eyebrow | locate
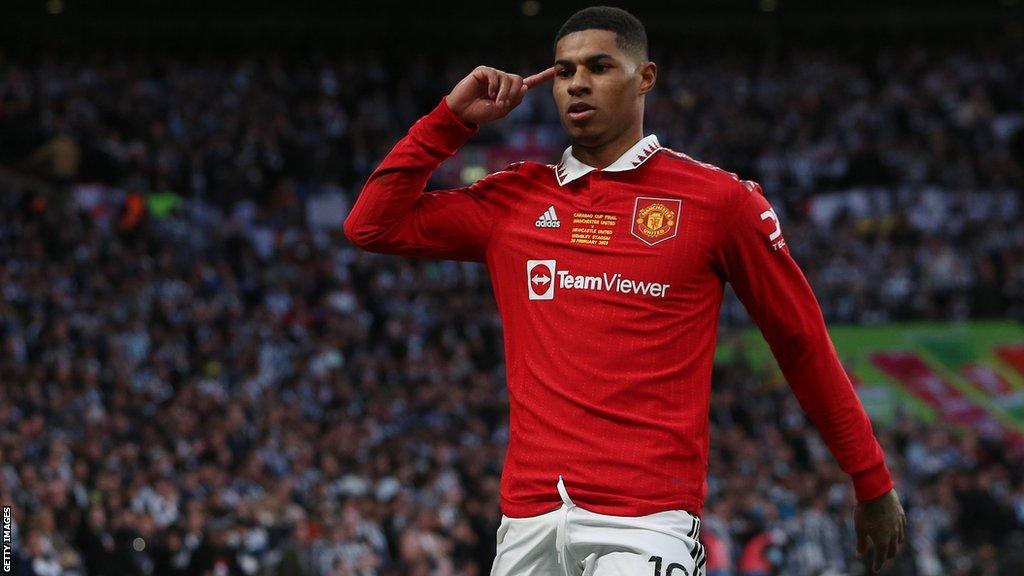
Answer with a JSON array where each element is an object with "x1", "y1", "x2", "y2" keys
[{"x1": 554, "y1": 53, "x2": 615, "y2": 67}]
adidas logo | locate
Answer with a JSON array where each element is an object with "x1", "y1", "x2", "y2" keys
[{"x1": 535, "y1": 205, "x2": 561, "y2": 228}]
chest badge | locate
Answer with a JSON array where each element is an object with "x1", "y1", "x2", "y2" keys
[{"x1": 631, "y1": 197, "x2": 681, "y2": 246}]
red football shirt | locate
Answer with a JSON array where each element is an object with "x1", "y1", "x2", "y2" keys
[{"x1": 344, "y1": 99, "x2": 893, "y2": 518}]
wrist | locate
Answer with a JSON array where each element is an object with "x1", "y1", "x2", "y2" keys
[
  {"x1": 408, "y1": 98, "x2": 479, "y2": 157},
  {"x1": 862, "y1": 488, "x2": 896, "y2": 507},
  {"x1": 852, "y1": 461, "x2": 895, "y2": 502},
  {"x1": 441, "y1": 96, "x2": 476, "y2": 129}
]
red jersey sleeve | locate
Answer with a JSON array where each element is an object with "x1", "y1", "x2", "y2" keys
[
  {"x1": 714, "y1": 180, "x2": 894, "y2": 502},
  {"x1": 343, "y1": 98, "x2": 508, "y2": 263}
]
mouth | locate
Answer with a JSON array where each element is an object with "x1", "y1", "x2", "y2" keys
[{"x1": 567, "y1": 102, "x2": 597, "y2": 123}]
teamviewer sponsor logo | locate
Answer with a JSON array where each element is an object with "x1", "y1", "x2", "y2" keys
[
  {"x1": 527, "y1": 259, "x2": 670, "y2": 300},
  {"x1": 527, "y1": 260, "x2": 555, "y2": 300}
]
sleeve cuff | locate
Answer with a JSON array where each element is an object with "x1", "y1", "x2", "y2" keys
[
  {"x1": 408, "y1": 97, "x2": 479, "y2": 157},
  {"x1": 851, "y1": 461, "x2": 894, "y2": 502}
]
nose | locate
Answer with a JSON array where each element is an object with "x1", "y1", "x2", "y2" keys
[{"x1": 568, "y1": 70, "x2": 591, "y2": 97}]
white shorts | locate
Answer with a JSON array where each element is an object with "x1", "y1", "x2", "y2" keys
[{"x1": 490, "y1": 476, "x2": 707, "y2": 576}]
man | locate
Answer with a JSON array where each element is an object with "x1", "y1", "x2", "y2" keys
[{"x1": 344, "y1": 6, "x2": 906, "y2": 575}]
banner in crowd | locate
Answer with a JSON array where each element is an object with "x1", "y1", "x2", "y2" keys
[{"x1": 732, "y1": 321, "x2": 1024, "y2": 449}]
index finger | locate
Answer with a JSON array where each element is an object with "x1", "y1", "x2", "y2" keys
[{"x1": 524, "y1": 67, "x2": 556, "y2": 89}]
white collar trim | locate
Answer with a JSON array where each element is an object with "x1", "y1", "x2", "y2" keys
[{"x1": 554, "y1": 135, "x2": 661, "y2": 186}]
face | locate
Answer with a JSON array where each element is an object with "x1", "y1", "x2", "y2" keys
[{"x1": 553, "y1": 29, "x2": 656, "y2": 147}]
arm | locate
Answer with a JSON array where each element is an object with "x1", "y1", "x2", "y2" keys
[
  {"x1": 714, "y1": 181, "x2": 905, "y2": 570},
  {"x1": 343, "y1": 98, "x2": 493, "y2": 262},
  {"x1": 344, "y1": 66, "x2": 555, "y2": 262}
]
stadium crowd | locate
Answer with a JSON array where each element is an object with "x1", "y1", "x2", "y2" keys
[{"x1": 1, "y1": 39, "x2": 1023, "y2": 576}]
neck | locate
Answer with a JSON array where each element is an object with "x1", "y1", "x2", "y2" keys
[{"x1": 571, "y1": 123, "x2": 645, "y2": 170}]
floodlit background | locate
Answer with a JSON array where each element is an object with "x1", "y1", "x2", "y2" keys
[{"x1": 1, "y1": 1, "x2": 1023, "y2": 574}]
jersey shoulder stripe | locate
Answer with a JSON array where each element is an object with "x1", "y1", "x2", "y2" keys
[
  {"x1": 657, "y1": 149, "x2": 763, "y2": 196},
  {"x1": 656, "y1": 148, "x2": 741, "y2": 181}
]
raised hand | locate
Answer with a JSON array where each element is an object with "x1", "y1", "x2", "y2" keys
[
  {"x1": 445, "y1": 66, "x2": 555, "y2": 125},
  {"x1": 855, "y1": 488, "x2": 907, "y2": 573}
]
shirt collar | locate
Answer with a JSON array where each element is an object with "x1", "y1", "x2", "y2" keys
[{"x1": 554, "y1": 135, "x2": 661, "y2": 186}]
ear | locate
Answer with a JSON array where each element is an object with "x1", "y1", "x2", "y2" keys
[{"x1": 638, "y1": 61, "x2": 657, "y2": 95}]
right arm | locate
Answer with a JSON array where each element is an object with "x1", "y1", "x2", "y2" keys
[
  {"x1": 343, "y1": 98, "x2": 493, "y2": 261},
  {"x1": 343, "y1": 66, "x2": 555, "y2": 262}
]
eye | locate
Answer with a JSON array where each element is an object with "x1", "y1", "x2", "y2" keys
[
  {"x1": 556, "y1": 68, "x2": 572, "y2": 78},
  {"x1": 591, "y1": 63, "x2": 609, "y2": 73}
]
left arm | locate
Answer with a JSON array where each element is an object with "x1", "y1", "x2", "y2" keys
[
  {"x1": 714, "y1": 180, "x2": 892, "y2": 498},
  {"x1": 713, "y1": 180, "x2": 904, "y2": 571}
]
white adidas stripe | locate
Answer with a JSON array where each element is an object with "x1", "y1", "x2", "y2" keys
[
  {"x1": 537, "y1": 207, "x2": 560, "y2": 221},
  {"x1": 535, "y1": 206, "x2": 561, "y2": 227}
]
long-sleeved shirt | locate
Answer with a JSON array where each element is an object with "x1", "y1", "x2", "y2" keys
[{"x1": 344, "y1": 98, "x2": 894, "y2": 518}]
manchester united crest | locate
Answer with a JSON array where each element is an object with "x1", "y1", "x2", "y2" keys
[{"x1": 631, "y1": 197, "x2": 681, "y2": 246}]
